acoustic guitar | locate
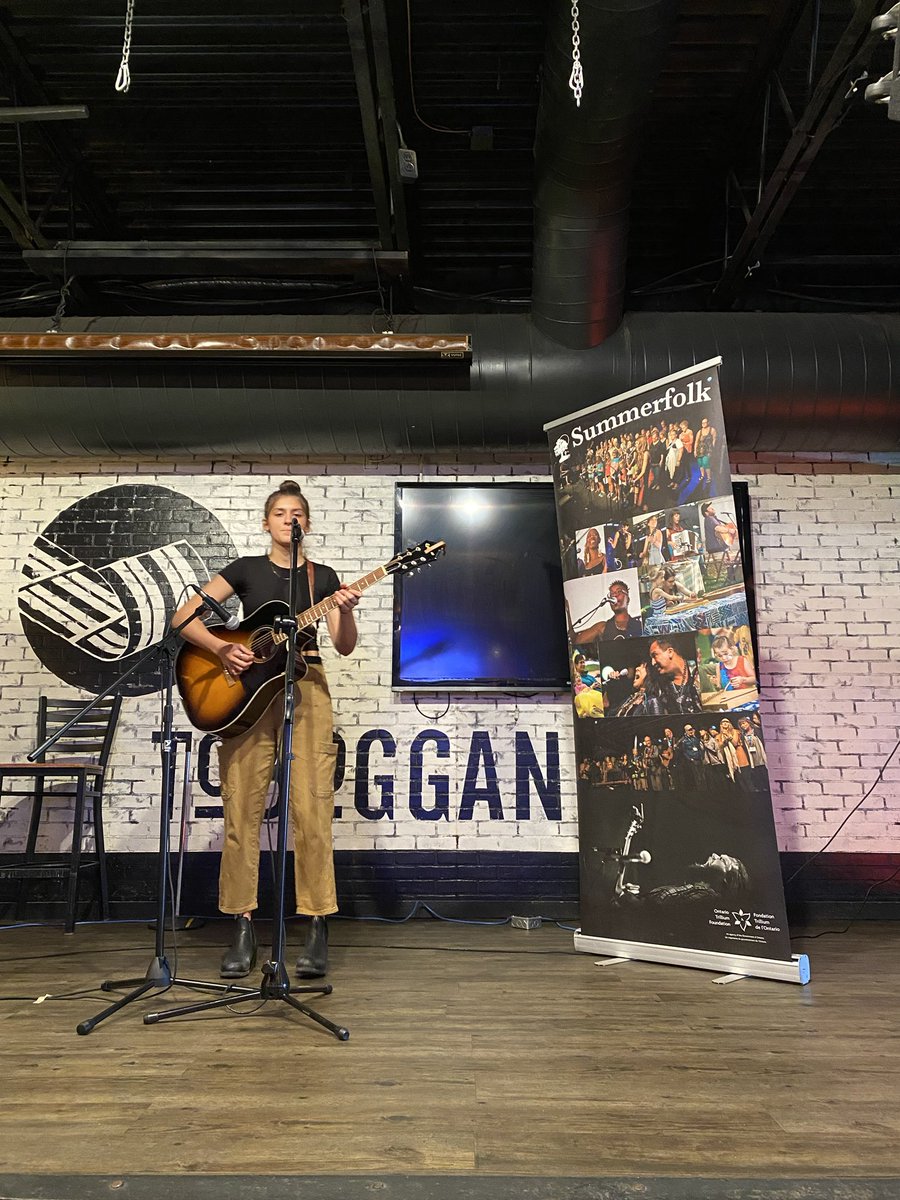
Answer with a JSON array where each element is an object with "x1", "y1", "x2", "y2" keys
[
  {"x1": 176, "y1": 541, "x2": 445, "y2": 738},
  {"x1": 719, "y1": 520, "x2": 739, "y2": 548}
]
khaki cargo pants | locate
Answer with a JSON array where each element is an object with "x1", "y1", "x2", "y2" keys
[{"x1": 217, "y1": 664, "x2": 339, "y2": 916}]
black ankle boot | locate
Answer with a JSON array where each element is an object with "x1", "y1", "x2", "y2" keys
[
  {"x1": 296, "y1": 916, "x2": 328, "y2": 978},
  {"x1": 220, "y1": 915, "x2": 257, "y2": 978}
]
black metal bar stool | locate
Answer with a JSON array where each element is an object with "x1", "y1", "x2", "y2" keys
[{"x1": 0, "y1": 695, "x2": 123, "y2": 932}]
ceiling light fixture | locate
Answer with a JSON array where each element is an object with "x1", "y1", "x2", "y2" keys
[{"x1": 0, "y1": 331, "x2": 472, "y2": 362}]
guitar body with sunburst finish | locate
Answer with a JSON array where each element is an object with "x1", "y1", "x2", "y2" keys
[{"x1": 176, "y1": 601, "x2": 316, "y2": 738}]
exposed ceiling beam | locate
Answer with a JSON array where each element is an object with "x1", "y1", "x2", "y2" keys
[
  {"x1": 768, "y1": 256, "x2": 900, "y2": 270},
  {"x1": 366, "y1": 0, "x2": 410, "y2": 254},
  {"x1": 343, "y1": 0, "x2": 410, "y2": 259},
  {"x1": 674, "y1": 0, "x2": 811, "y2": 267},
  {"x1": 0, "y1": 20, "x2": 118, "y2": 236},
  {"x1": 0, "y1": 105, "x2": 89, "y2": 123},
  {"x1": 714, "y1": 0, "x2": 810, "y2": 162},
  {"x1": 0, "y1": 176, "x2": 50, "y2": 250},
  {"x1": 345, "y1": 0, "x2": 396, "y2": 248},
  {"x1": 22, "y1": 241, "x2": 408, "y2": 279},
  {"x1": 712, "y1": 0, "x2": 885, "y2": 307}
]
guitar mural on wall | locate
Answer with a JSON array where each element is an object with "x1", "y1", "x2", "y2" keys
[
  {"x1": 21, "y1": 535, "x2": 211, "y2": 662},
  {"x1": 18, "y1": 485, "x2": 238, "y2": 695}
]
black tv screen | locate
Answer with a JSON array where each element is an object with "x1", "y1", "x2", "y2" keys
[{"x1": 392, "y1": 482, "x2": 571, "y2": 692}]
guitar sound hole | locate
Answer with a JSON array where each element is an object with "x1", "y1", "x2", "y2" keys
[{"x1": 249, "y1": 628, "x2": 278, "y2": 662}]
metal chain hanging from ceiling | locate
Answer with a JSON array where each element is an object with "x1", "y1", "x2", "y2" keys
[
  {"x1": 569, "y1": 0, "x2": 584, "y2": 106},
  {"x1": 115, "y1": 0, "x2": 135, "y2": 93}
]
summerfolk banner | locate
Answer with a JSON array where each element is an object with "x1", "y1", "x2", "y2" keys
[{"x1": 546, "y1": 358, "x2": 801, "y2": 981}]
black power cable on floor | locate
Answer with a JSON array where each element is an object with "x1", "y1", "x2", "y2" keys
[
  {"x1": 792, "y1": 865, "x2": 900, "y2": 941},
  {"x1": 786, "y1": 736, "x2": 900, "y2": 941},
  {"x1": 784, "y1": 735, "x2": 900, "y2": 889}
]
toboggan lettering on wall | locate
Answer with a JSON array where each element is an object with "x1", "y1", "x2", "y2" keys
[{"x1": 193, "y1": 727, "x2": 562, "y2": 823}]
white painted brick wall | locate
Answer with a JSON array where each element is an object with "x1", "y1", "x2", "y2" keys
[
  {"x1": 0, "y1": 460, "x2": 573, "y2": 858},
  {"x1": 732, "y1": 453, "x2": 900, "y2": 852},
  {"x1": 1, "y1": 453, "x2": 897, "y2": 859}
]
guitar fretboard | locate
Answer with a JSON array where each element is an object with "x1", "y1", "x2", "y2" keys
[{"x1": 297, "y1": 565, "x2": 388, "y2": 627}]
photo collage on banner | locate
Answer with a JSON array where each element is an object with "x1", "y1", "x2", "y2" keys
[{"x1": 548, "y1": 359, "x2": 793, "y2": 963}]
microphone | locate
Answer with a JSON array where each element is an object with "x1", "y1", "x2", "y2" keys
[
  {"x1": 291, "y1": 516, "x2": 304, "y2": 543},
  {"x1": 191, "y1": 585, "x2": 240, "y2": 630}
]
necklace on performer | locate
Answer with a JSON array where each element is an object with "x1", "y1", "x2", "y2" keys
[{"x1": 268, "y1": 553, "x2": 302, "y2": 575}]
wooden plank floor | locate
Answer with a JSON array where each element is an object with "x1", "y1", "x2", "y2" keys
[{"x1": 0, "y1": 918, "x2": 898, "y2": 1178}]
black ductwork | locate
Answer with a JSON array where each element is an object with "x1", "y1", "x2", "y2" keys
[
  {"x1": 0, "y1": 313, "x2": 896, "y2": 457},
  {"x1": 532, "y1": 0, "x2": 678, "y2": 349}
]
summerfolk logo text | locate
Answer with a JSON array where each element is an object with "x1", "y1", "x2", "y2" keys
[{"x1": 566, "y1": 377, "x2": 714, "y2": 450}]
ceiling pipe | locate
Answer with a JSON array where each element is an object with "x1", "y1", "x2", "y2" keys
[
  {"x1": 532, "y1": 0, "x2": 679, "y2": 350},
  {"x1": 0, "y1": 312, "x2": 896, "y2": 457}
]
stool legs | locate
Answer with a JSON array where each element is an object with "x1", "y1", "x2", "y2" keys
[
  {"x1": 92, "y1": 778, "x2": 110, "y2": 922},
  {"x1": 15, "y1": 772, "x2": 46, "y2": 920},
  {"x1": 64, "y1": 775, "x2": 87, "y2": 934},
  {"x1": 3, "y1": 766, "x2": 109, "y2": 930}
]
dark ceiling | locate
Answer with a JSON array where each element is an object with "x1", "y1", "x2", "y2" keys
[{"x1": 0, "y1": 0, "x2": 897, "y2": 322}]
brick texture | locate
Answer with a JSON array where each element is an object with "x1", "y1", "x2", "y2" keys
[
  {"x1": 0, "y1": 453, "x2": 897, "y2": 873},
  {"x1": 732, "y1": 452, "x2": 900, "y2": 852}
]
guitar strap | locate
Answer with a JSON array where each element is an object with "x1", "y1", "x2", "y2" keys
[{"x1": 303, "y1": 559, "x2": 322, "y2": 661}]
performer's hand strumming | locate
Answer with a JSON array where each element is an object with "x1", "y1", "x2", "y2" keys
[{"x1": 218, "y1": 641, "x2": 255, "y2": 676}]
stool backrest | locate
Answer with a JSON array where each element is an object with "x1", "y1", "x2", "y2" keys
[{"x1": 36, "y1": 695, "x2": 123, "y2": 766}]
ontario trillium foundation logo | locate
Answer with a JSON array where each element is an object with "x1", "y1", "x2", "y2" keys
[{"x1": 19, "y1": 485, "x2": 237, "y2": 695}]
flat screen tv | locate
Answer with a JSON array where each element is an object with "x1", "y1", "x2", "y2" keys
[{"x1": 392, "y1": 482, "x2": 571, "y2": 692}]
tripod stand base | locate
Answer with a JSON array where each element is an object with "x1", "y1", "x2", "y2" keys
[
  {"x1": 143, "y1": 959, "x2": 350, "y2": 1040},
  {"x1": 75, "y1": 956, "x2": 233, "y2": 1036}
]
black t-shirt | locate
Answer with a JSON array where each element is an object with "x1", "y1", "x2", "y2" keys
[
  {"x1": 219, "y1": 555, "x2": 341, "y2": 651},
  {"x1": 599, "y1": 614, "x2": 644, "y2": 641}
]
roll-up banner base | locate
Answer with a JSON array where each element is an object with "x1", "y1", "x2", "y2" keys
[{"x1": 574, "y1": 933, "x2": 811, "y2": 985}]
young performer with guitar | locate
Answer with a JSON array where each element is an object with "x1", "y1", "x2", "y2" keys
[{"x1": 172, "y1": 481, "x2": 360, "y2": 980}]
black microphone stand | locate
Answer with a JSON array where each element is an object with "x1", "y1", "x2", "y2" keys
[
  {"x1": 24, "y1": 605, "x2": 230, "y2": 1035},
  {"x1": 144, "y1": 520, "x2": 349, "y2": 1039}
]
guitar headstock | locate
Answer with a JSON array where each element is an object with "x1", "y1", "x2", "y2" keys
[{"x1": 387, "y1": 540, "x2": 446, "y2": 575}]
